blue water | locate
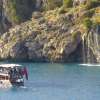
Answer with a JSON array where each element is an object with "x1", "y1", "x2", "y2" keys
[{"x1": 0, "y1": 63, "x2": 100, "y2": 100}]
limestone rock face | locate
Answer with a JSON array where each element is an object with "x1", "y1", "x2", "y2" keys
[
  {"x1": 0, "y1": 10, "x2": 82, "y2": 62},
  {"x1": 0, "y1": 0, "x2": 99, "y2": 62},
  {"x1": 4, "y1": 0, "x2": 33, "y2": 23},
  {"x1": 0, "y1": 0, "x2": 35, "y2": 34}
]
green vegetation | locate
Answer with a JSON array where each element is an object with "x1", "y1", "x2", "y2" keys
[
  {"x1": 72, "y1": 32, "x2": 79, "y2": 41},
  {"x1": 63, "y1": 0, "x2": 73, "y2": 8},
  {"x1": 8, "y1": 0, "x2": 21, "y2": 24},
  {"x1": 43, "y1": 0, "x2": 62, "y2": 10},
  {"x1": 83, "y1": 18, "x2": 92, "y2": 30}
]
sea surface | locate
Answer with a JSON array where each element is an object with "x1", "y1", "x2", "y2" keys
[{"x1": 0, "y1": 63, "x2": 100, "y2": 100}]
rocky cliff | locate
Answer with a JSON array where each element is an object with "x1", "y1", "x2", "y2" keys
[{"x1": 0, "y1": 0, "x2": 100, "y2": 63}]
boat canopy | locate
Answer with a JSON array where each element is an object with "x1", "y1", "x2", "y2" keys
[{"x1": 0, "y1": 64, "x2": 22, "y2": 68}]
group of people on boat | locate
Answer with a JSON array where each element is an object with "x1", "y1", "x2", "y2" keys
[{"x1": 9, "y1": 67, "x2": 28, "y2": 81}]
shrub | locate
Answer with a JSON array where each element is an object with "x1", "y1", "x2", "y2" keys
[
  {"x1": 44, "y1": 0, "x2": 62, "y2": 10},
  {"x1": 83, "y1": 18, "x2": 92, "y2": 29},
  {"x1": 63, "y1": 0, "x2": 73, "y2": 8},
  {"x1": 58, "y1": 6, "x2": 67, "y2": 14},
  {"x1": 8, "y1": 0, "x2": 21, "y2": 24},
  {"x1": 72, "y1": 32, "x2": 78, "y2": 41}
]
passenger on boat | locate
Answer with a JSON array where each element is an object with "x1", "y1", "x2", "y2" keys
[
  {"x1": 22, "y1": 67, "x2": 28, "y2": 80},
  {"x1": 9, "y1": 67, "x2": 21, "y2": 80}
]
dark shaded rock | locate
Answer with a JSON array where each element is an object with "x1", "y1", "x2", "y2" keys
[{"x1": 10, "y1": 42, "x2": 28, "y2": 60}]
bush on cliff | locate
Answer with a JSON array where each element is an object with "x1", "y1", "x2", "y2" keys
[
  {"x1": 7, "y1": 0, "x2": 21, "y2": 24},
  {"x1": 63, "y1": 0, "x2": 73, "y2": 8},
  {"x1": 83, "y1": 18, "x2": 92, "y2": 30},
  {"x1": 44, "y1": 0, "x2": 62, "y2": 10}
]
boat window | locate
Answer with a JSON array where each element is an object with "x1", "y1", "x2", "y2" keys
[{"x1": 0, "y1": 67, "x2": 8, "y2": 74}]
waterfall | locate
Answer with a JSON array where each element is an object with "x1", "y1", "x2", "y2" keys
[
  {"x1": 87, "y1": 32, "x2": 94, "y2": 63},
  {"x1": 86, "y1": 30, "x2": 95, "y2": 63},
  {"x1": 93, "y1": 25, "x2": 100, "y2": 62},
  {"x1": 82, "y1": 25, "x2": 100, "y2": 63},
  {"x1": 95, "y1": 26, "x2": 99, "y2": 50},
  {"x1": 82, "y1": 34, "x2": 86, "y2": 63},
  {"x1": 82, "y1": 32, "x2": 91, "y2": 64}
]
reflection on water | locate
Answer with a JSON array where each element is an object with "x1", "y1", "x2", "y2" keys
[{"x1": 0, "y1": 63, "x2": 100, "y2": 100}]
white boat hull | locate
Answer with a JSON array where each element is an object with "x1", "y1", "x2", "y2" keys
[{"x1": 0, "y1": 80, "x2": 12, "y2": 88}]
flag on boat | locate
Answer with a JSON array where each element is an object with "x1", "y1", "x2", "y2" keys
[{"x1": 22, "y1": 67, "x2": 28, "y2": 80}]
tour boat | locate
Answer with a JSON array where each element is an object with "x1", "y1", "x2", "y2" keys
[{"x1": 0, "y1": 64, "x2": 28, "y2": 88}]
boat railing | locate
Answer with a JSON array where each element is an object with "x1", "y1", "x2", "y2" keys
[{"x1": 0, "y1": 73, "x2": 9, "y2": 80}]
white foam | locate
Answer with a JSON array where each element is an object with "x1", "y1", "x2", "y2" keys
[
  {"x1": 0, "y1": 64, "x2": 22, "y2": 68},
  {"x1": 79, "y1": 63, "x2": 100, "y2": 67}
]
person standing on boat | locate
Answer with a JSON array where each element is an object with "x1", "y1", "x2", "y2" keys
[{"x1": 22, "y1": 67, "x2": 28, "y2": 80}]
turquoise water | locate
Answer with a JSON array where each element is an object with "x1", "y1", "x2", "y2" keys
[{"x1": 0, "y1": 63, "x2": 100, "y2": 100}]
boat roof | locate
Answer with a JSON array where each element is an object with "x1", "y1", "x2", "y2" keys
[
  {"x1": 0, "y1": 73, "x2": 8, "y2": 76},
  {"x1": 0, "y1": 64, "x2": 22, "y2": 68}
]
